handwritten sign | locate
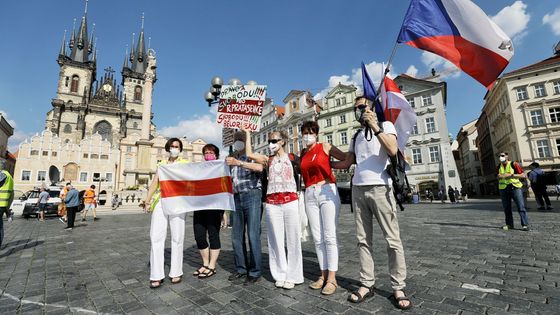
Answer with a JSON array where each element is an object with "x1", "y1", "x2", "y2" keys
[{"x1": 216, "y1": 85, "x2": 267, "y2": 132}]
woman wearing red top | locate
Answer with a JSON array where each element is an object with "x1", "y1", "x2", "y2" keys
[{"x1": 300, "y1": 120, "x2": 347, "y2": 295}]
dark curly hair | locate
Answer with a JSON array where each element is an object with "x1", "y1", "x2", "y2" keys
[{"x1": 165, "y1": 137, "x2": 183, "y2": 152}]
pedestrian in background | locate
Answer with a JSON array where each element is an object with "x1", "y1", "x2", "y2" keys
[
  {"x1": 448, "y1": 185, "x2": 456, "y2": 203},
  {"x1": 300, "y1": 120, "x2": 347, "y2": 295},
  {"x1": 58, "y1": 183, "x2": 69, "y2": 223},
  {"x1": 454, "y1": 187, "x2": 460, "y2": 202},
  {"x1": 225, "y1": 131, "x2": 264, "y2": 285},
  {"x1": 556, "y1": 184, "x2": 560, "y2": 201},
  {"x1": 527, "y1": 162, "x2": 553, "y2": 210},
  {"x1": 497, "y1": 152, "x2": 529, "y2": 231},
  {"x1": 332, "y1": 96, "x2": 412, "y2": 309},
  {"x1": 37, "y1": 187, "x2": 49, "y2": 221},
  {"x1": 192, "y1": 144, "x2": 224, "y2": 279},
  {"x1": 64, "y1": 183, "x2": 80, "y2": 231},
  {"x1": 0, "y1": 159, "x2": 14, "y2": 248},
  {"x1": 82, "y1": 185, "x2": 97, "y2": 222}
]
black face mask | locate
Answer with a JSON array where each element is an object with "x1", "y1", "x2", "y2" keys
[{"x1": 354, "y1": 104, "x2": 367, "y2": 124}]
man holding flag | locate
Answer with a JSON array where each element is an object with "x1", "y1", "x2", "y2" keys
[{"x1": 331, "y1": 65, "x2": 412, "y2": 309}]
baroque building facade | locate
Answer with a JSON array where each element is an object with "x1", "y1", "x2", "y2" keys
[
  {"x1": 454, "y1": 119, "x2": 484, "y2": 196},
  {"x1": 477, "y1": 46, "x2": 560, "y2": 194},
  {"x1": 13, "y1": 7, "x2": 204, "y2": 197}
]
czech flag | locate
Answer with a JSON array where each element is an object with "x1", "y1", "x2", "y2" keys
[
  {"x1": 158, "y1": 160, "x2": 235, "y2": 215},
  {"x1": 397, "y1": 0, "x2": 514, "y2": 89},
  {"x1": 380, "y1": 77, "x2": 417, "y2": 152}
]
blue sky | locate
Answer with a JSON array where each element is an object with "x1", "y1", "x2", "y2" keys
[{"x1": 1, "y1": 0, "x2": 559, "y2": 151}]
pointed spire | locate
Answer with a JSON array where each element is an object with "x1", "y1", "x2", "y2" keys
[
  {"x1": 59, "y1": 30, "x2": 67, "y2": 56},
  {"x1": 129, "y1": 33, "x2": 135, "y2": 62},
  {"x1": 84, "y1": 0, "x2": 89, "y2": 14},
  {"x1": 70, "y1": 6, "x2": 90, "y2": 63},
  {"x1": 88, "y1": 23, "x2": 95, "y2": 53},
  {"x1": 92, "y1": 49, "x2": 97, "y2": 63},
  {"x1": 131, "y1": 14, "x2": 148, "y2": 74},
  {"x1": 123, "y1": 46, "x2": 129, "y2": 68},
  {"x1": 69, "y1": 18, "x2": 76, "y2": 48}
]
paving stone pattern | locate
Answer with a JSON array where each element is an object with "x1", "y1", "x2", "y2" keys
[{"x1": 0, "y1": 199, "x2": 558, "y2": 314}]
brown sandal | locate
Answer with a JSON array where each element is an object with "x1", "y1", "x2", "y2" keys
[
  {"x1": 149, "y1": 279, "x2": 164, "y2": 289},
  {"x1": 321, "y1": 281, "x2": 337, "y2": 295},
  {"x1": 170, "y1": 276, "x2": 182, "y2": 284},
  {"x1": 309, "y1": 277, "x2": 325, "y2": 290}
]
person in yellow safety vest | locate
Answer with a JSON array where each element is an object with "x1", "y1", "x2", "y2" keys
[
  {"x1": 0, "y1": 159, "x2": 14, "y2": 248},
  {"x1": 143, "y1": 138, "x2": 189, "y2": 289},
  {"x1": 82, "y1": 185, "x2": 97, "y2": 222},
  {"x1": 497, "y1": 152, "x2": 530, "y2": 231}
]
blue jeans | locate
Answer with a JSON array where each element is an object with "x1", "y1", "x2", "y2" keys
[
  {"x1": 232, "y1": 189, "x2": 263, "y2": 277},
  {"x1": 500, "y1": 187, "x2": 529, "y2": 228}
]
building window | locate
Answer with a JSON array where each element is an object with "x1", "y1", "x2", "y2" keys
[
  {"x1": 65, "y1": 76, "x2": 69, "y2": 87},
  {"x1": 105, "y1": 173, "x2": 113, "y2": 183},
  {"x1": 530, "y1": 110, "x2": 544, "y2": 125},
  {"x1": 340, "y1": 114, "x2": 346, "y2": 124},
  {"x1": 93, "y1": 120, "x2": 113, "y2": 144},
  {"x1": 422, "y1": 95, "x2": 432, "y2": 106},
  {"x1": 30, "y1": 150, "x2": 38, "y2": 156},
  {"x1": 534, "y1": 84, "x2": 547, "y2": 98},
  {"x1": 340, "y1": 132, "x2": 348, "y2": 145},
  {"x1": 326, "y1": 118, "x2": 332, "y2": 127},
  {"x1": 536, "y1": 139, "x2": 551, "y2": 158},
  {"x1": 556, "y1": 139, "x2": 560, "y2": 155},
  {"x1": 134, "y1": 86, "x2": 142, "y2": 101},
  {"x1": 554, "y1": 81, "x2": 560, "y2": 95},
  {"x1": 83, "y1": 153, "x2": 89, "y2": 158},
  {"x1": 256, "y1": 135, "x2": 261, "y2": 145},
  {"x1": 42, "y1": 151, "x2": 48, "y2": 156},
  {"x1": 288, "y1": 126, "x2": 293, "y2": 135},
  {"x1": 100, "y1": 154, "x2": 109, "y2": 160},
  {"x1": 289, "y1": 143, "x2": 294, "y2": 153},
  {"x1": 52, "y1": 151, "x2": 57, "y2": 157},
  {"x1": 429, "y1": 146, "x2": 440, "y2": 162},
  {"x1": 133, "y1": 122, "x2": 138, "y2": 129},
  {"x1": 411, "y1": 123, "x2": 419, "y2": 135},
  {"x1": 425, "y1": 117, "x2": 436, "y2": 133},
  {"x1": 412, "y1": 148, "x2": 422, "y2": 164},
  {"x1": 80, "y1": 172, "x2": 88, "y2": 182},
  {"x1": 91, "y1": 154, "x2": 99, "y2": 159},
  {"x1": 63, "y1": 124, "x2": 72, "y2": 133},
  {"x1": 549, "y1": 107, "x2": 560, "y2": 123},
  {"x1": 407, "y1": 97, "x2": 415, "y2": 108},
  {"x1": 516, "y1": 87, "x2": 528, "y2": 101},
  {"x1": 93, "y1": 172, "x2": 101, "y2": 181},
  {"x1": 326, "y1": 134, "x2": 333, "y2": 144},
  {"x1": 21, "y1": 170, "x2": 31, "y2": 181},
  {"x1": 335, "y1": 97, "x2": 346, "y2": 106},
  {"x1": 70, "y1": 75, "x2": 79, "y2": 93},
  {"x1": 126, "y1": 146, "x2": 132, "y2": 153},
  {"x1": 37, "y1": 171, "x2": 46, "y2": 182}
]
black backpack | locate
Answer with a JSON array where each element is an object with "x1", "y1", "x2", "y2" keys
[{"x1": 351, "y1": 129, "x2": 410, "y2": 211}]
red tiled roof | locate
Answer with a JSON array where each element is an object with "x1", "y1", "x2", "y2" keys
[
  {"x1": 8, "y1": 150, "x2": 17, "y2": 159},
  {"x1": 504, "y1": 54, "x2": 560, "y2": 76},
  {"x1": 275, "y1": 106, "x2": 285, "y2": 117}
]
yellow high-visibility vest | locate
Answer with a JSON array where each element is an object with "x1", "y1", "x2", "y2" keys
[
  {"x1": 0, "y1": 170, "x2": 14, "y2": 207},
  {"x1": 498, "y1": 161, "x2": 522, "y2": 190}
]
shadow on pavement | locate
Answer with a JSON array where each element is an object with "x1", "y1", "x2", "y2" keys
[
  {"x1": 0, "y1": 240, "x2": 44, "y2": 258},
  {"x1": 423, "y1": 221, "x2": 498, "y2": 229}
]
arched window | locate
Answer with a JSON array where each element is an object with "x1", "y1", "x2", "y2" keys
[
  {"x1": 134, "y1": 86, "x2": 142, "y2": 101},
  {"x1": 65, "y1": 77, "x2": 69, "y2": 87},
  {"x1": 93, "y1": 120, "x2": 113, "y2": 144},
  {"x1": 63, "y1": 124, "x2": 72, "y2": 134},
  {"x1": 70, "y1": 75, "x2": 80, "y2": 93}
]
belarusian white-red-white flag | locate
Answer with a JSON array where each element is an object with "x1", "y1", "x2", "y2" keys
[
  {"x1": 158, "y1": 160, "x2": 235, "y2": 215},
  {"x1": 380, "y1": 76, "x2": 417, "y2": 152}
]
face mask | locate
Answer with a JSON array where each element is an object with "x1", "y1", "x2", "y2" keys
[
  {"x1": 303, "y1": 134, "x2": 316, "y2": 146},
  {"x1": 204, "y1": 153, "x2": 217, "y2": 161},
  {"x1": 354, "y1": 106, "x2": 367, "y2": 124},
  {"x1": 169, "y1": 148, "x2": 180, "y2": 157},
  {"x1": 233, "y1": 141, "x2": 245, "y2": 151},
  {"x1": 269, "y1": 143, "x2": 279, "y2": 154},
  {"x1": 499, "y1": 156, "x2": 506, "y2": 163}
]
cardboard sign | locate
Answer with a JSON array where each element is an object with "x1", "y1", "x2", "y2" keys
[{"x1": 216, "y1": 85, "x2": 267, "y2": 132}]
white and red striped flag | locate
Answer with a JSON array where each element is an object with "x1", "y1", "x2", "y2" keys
[
  {"x1": 158, "y1": 160, "x2": 235, "y2": 215},
  {"x1": 380, "y1": 76, "x2": 417, "y2": 152}
]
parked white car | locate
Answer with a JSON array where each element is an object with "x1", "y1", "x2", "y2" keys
[{"x1": 12, "y1": 186, "x2": 63, "y2": 218}]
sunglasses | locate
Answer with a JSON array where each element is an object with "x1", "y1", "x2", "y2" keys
[
  {"x1": 268, "y1": 139, "x2": 281, "y2": 144},
  {"x1": 499, "y1": 154, "x2": 506, "y2": 157},
  {"x1": 355, "y1": 104, "x2": 367, "y2": 111}
]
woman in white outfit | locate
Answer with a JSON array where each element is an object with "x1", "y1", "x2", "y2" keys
[
  {"x1": 247, "y1": 130, "x2": 303, "y2": 289},
  {"x1": 144, "y1": 138, "x2": 188, "y2": 288}
]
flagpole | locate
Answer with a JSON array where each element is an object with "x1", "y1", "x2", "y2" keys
[{"x1": 375, "y1": 41, "x2": 400, "y2": 99}]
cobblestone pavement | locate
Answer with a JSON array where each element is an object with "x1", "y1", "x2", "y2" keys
[{"x1": 1, "y1": 199, "x2": 558, "y2": 314}]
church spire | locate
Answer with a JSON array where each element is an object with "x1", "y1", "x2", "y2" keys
[
  {"x1": 123, "y1": 46, "x2": 129, "y2": 69},
  {"x1": 59, "y1": 30, "x2": 67, "y2": 56},
  {"x1": 131, "y1": 13, "x2": 148, "y2": 74},
  {"x1": 69, "y1": 0, "x2": 92, "y2": 63}
]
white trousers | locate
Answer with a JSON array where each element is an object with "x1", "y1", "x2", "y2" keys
[
  {"x1": 150, "y1": 202, "x2": 186, "y2": 280},
  {"x1": 305, "y1": 183, "x2": 340, "y2": 271},
  {"x1": 265, "y1": 200, "x2": 304, "y2": 284}
]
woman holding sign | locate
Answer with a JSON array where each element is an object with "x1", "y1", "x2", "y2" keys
[
  {"x1": 144, "y1": 138, "x2": 188, "y2": 289},
  {"x1": 245, "y1": 129, "x2": 304, "y2": 289}
]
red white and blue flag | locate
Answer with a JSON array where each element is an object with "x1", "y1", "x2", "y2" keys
[
  {"x1": 380, "y1": 76, "x2": 417, "y2": 152},
  {"x1": 158, "y1": 161, "x2": 235, "y2": 215},
  {"x1": 397, "y1": 0, "x2": 514, "y2": 89}
]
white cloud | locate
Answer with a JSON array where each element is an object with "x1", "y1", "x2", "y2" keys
[
  {"x1": 405, "y1": 65, "x2": 418, "y2": 77},
  {"x1": 543, "y1": 7, "x2": 560, "y2": 35},
  {"x1": 314, "y1": 61, "x2": 393, "y2": 100},
  {"x1": 491, "y1": 1, "x2": 531, "y2": 41},
  {"x1": 8, "y1": 130, "x2": 31, "y2": 152},
  {"x1": 0, "y1": 110, "x2": 17, "y2": 128},
  {"x1": 420, "y1": 51, "x2": 461, "y2": 79},
  {"x1": 159, "y1": 112, "x2": 222, "y2": 147}
]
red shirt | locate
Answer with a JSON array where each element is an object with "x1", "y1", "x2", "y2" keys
[{"x1": 300, "y1": 143, "x2": 336, "y2": 188}]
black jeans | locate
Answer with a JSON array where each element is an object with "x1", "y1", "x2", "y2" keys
[
  {"x1": 193, "y1": 210, "x2": 224, "y2": 249},
  {"x1": 67, "y1": 206, "x2": 78, "y2": 228}
]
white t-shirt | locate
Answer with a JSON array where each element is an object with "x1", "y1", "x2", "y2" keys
[{"x1": 350, "y1": 121, "x2": 397, "y2": 186}]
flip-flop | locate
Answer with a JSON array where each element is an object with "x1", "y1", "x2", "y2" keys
[
  {"x1": 198, "y1": 268, "x2": 216, "y2": 279},
  {"x1": 149, "y1": 279, "x2": 164, "y2": 289},
  {"x1": 391, "y1": 293, "x2": 413, "y2": 310},
  {"x1": 347, "y1": 286, "x2": 374, "y2": 303}
]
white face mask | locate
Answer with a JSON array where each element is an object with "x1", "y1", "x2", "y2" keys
[
  {"x1": 169, "y1": 148, "x2": 180, "y2": 157},
  {"x1": 499, "y1": 156, "x2": 506, "y2": 163},
  {"x1": 233, "y1": 141, "x2": 245, "y2": 151},
  {"x1": 268, "y1": 143, "x2": 279, "y2": 154},
  {"x1": 303, "y1": 134, "x2": 316, "y2": 146}
]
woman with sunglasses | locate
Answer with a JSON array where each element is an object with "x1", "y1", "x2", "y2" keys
[
  {"x1": 143, "y1": 138, "x2": 189, "y2": 289},
  {"x1": 299, "y1": 120, "x2": 347, "y2": 295},
  {"x1": 244, "y1": 129, "x2": 304, "y2": 289}
]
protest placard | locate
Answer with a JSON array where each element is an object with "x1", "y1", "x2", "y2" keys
[{"x1": 216, "y1": 85, "x2": 267, "y2": 132}]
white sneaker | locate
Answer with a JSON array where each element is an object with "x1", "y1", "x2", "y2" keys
[
  {"x1": 275, "y1": 281, "x2": 285, "y2": 288},
  {"x1": 283, "y1": 282, "x2": 295, "y2": 290}
]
